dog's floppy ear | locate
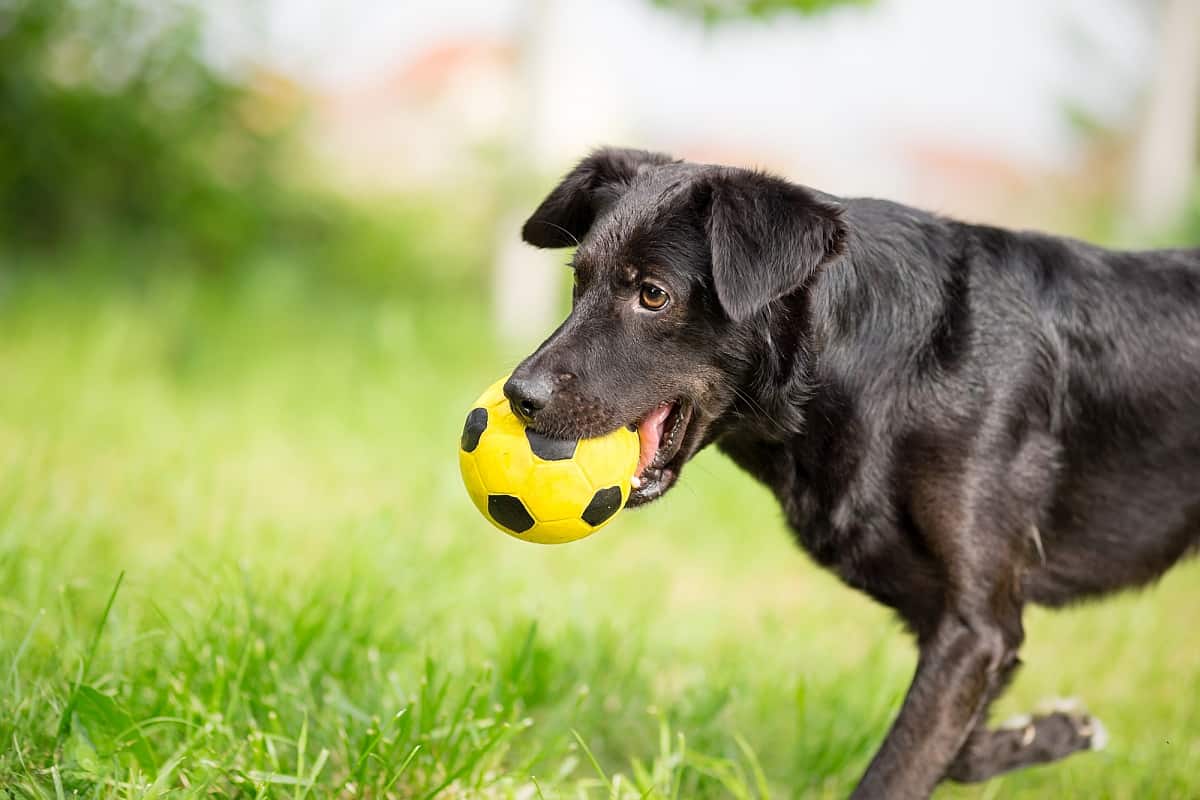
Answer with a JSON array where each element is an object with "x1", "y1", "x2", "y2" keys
[
  {"x1": 702, "y1": 168, "x2": 846, "y2": 323},
  {"x1": 522, "y1": 148, "x2": 676, "y2": 248}
]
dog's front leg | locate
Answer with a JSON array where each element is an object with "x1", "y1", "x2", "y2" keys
[{"x1": 850, "y1": 607, "x2": 1022, "y2": 800}]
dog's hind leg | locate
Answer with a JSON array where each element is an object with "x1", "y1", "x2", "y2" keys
[{"x1": 946, "y1": 699, "x2": 1106, "y2": 783}]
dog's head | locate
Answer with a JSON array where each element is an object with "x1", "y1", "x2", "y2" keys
[{"x1": 506, "y1": 147, "x2": 846, "y2": 505}]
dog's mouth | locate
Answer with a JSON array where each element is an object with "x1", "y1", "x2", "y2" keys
[{"x1": 627, "y1": 400, "x2": 693, "y2": 505}]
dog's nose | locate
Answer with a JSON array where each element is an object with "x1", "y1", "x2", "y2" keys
[{"x1": 504, "y1": 373, "x2": 555, "y2": 423}]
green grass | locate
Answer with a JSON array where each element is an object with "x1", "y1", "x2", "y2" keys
[{"x1": 1, "y1": 267, "x2": 1199, "y2": 798}]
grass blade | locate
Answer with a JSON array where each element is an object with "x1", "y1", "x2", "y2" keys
[
  {"x1": 571, "y1": 729, "x2": 612, "y2": 794},
  {"x1": 56, "y1": 570, "x2": 124, "y2": 742},
  {"x1": 734, "y1": 733, "x2": 771, "y2": 799},
  {"x1": 383, "y1": 744, "x2": 421, "y2": 793}
]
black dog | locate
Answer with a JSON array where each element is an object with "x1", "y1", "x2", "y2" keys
[{"x1": 503, "y1": 147, "x2": 1200, "y2": 799}]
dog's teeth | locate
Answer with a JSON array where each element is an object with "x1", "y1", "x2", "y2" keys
[{"x1": 630, "y1": 475, "x2": 643, "y2": 489}]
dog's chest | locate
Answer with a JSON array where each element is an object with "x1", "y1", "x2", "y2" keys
[
  {"x1": 718, "y1": 433, "x2": 871, "y2": 552},
  {"x1": 718, "y1": 430, "x2": 931, "y2": 611}
]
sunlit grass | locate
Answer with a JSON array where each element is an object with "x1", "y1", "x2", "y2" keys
[{"x1": 1, "y1": 269, "x2": 1198, "y2": 798}]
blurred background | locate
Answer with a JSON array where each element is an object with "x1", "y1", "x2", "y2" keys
[
  {"x1": 7, "y1": 0, "x2": 1200, "y2": 336},
  {"x1": 2, "y1": 0, "x2": 1200, "y2": 797}
]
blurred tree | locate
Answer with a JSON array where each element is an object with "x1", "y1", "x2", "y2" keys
[
  {"x1": 0, "y1": 0, "x2": 307, "y2": 264},
  {"x1": 494, "y1": 0, "x2": 561, "y2": 344},
  {"x1": 652, "y1": 0, "x2": 871, "y2": 23},
  {"x1": 1126, "y1": 0, "x2": 1200, "y2": 233}
]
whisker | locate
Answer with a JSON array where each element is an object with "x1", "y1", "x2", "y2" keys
[
  {"x1": 527, "y1": 219, "x2": 581, "y2": 248},
  {"x1": 730, "y1": 385, "x2": 787, "y2": 433}
]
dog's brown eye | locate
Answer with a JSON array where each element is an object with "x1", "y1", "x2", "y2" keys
[{"x1": 639, "y1": 283, "x2": 669, "y2": 310}]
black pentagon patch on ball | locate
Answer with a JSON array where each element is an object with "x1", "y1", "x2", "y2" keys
[
  {"x1": 461, "y1": 407, "x2": 488, "y2": 452},
  {"x1": 525, "y1": 429, "x2": 577, "y2": 461},
  {"x1": 488, "y1": 494, "x2": 535, "y2": 533},
  {"x1": 581, "y1": 485, "x2": 622, "y2": 527}
]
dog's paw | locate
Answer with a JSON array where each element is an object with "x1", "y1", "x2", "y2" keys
[
  {"x1": 950, "y1": 701, "x2": 1105, "y2": 782},
  {"x1": 1030, "y1": 698, "x2": 1108, "y2": 752}
]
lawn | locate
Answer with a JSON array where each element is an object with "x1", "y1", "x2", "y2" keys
[{"x1": 1, "y1": 265, "x2": 1198, "y2": 798}]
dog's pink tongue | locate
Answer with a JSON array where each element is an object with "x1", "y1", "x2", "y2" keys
[{"x1": 635, "y1": 403, "x2": 672, "y2": 477}]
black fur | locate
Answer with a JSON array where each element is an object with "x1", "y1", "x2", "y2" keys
[{"x1": 507, "y1": 147, "x2": 1200, "y2": 799}]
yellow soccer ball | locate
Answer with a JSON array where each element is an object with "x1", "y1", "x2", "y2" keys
[{"x1": 458, "y1": 376, "x2": 639, "y2": 544}]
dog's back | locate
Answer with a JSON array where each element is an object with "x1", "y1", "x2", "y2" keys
[
  {"x1": 1006, "y1": 232, "x2": 1200, "y2": 603},
  {"x1": 804, "y1": 200, "x2": 1200, "y2": 604}
]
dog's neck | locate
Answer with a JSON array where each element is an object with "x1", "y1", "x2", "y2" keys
[{"x1": 712, "y1": 225, "x2": 962, "y2": 536}]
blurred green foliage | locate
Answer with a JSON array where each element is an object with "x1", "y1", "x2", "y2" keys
[
  {"x1": 0, "y1": 0, "x2": 440, "y2": 281},
  {"x1": 2, "y1": 0, "x2": 264, "y2": 258},
  {"x1": 0, "y1": 0, "x2": 503, "y2": 305}
]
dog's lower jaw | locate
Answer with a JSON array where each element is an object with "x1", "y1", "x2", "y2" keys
[
  {"x1": 628, "y1": 401, "x2": 700, "y2": 506},
  {"x1": 626, "y1": 466, "x2": 677, "y2": 506}
]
